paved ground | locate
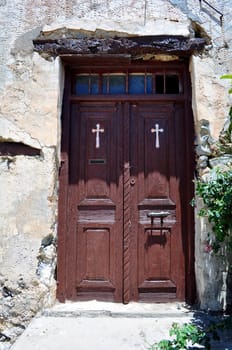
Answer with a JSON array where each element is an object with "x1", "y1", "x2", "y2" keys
[{"x1": 11, "y1": 301, "x2": 232, "y2": 350}]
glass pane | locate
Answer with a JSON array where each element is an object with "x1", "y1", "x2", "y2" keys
[
  {"x1": 109, "y1": 74, "x2": 126, "y2": 94},
  {"x1": 74, "y1": 72, "x2": 181, "y2": 95},
  {"x1": 102, "y1": 74, "x2": 126, "y2": 94},
  {"x1": 166, "y1": 75, "x2": 179, "y2": 94},
  {"x1": 102, "y1": 75, "x2": 108, "y2": 94},
  {"x1": 75, "y1": 75, "x2": 89, "y2": 95},
  {"x1": 155, "y1": 75, "x2": 164, "y2": 94},
  {"x1": 129, "y1": 74, "x2": 145, "y2": 94},
  {"x1": 146, "y1": 74, "x2": 152, "y2": 94},
  {"x1": 91, "y1": 75, "x2": 99, "y2": 94}
]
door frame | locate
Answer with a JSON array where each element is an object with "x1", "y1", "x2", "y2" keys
[{"x1": 57, "y1": 57, "x2": 195, "y2": 304}]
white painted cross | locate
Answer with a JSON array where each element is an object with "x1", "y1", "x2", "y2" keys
[
  {"x1": 91, "y1": 123, "x2": 104, "y2": 149},
  {"x1": 151, "y1": 123, "x2": 164, "y2": 149}
]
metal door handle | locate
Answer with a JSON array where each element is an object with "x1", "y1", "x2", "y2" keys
[{"x1": 147, "y1": 211, "x2": 170, "y2": 218}]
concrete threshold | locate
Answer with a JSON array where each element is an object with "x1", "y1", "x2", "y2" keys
[
  {"x1": 11, "y1": 301, "x2": 232, "y2": 350},
  {"x1": 42, "y1": 300, "x2": 194, "y2": 318}
]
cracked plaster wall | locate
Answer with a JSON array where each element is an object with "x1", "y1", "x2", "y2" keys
[{"x1": 0, "y1": 0, "x2": 232, "y2": 347}]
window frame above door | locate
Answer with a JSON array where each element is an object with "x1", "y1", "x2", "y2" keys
[
  {"x1": 71, "y1": 68, "x2": 184, "y2": 96},
  {"x1": 67, "y1": 60, "x2": 189, "y2": 101}
]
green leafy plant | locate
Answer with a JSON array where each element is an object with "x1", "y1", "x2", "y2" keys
[
  {"x1": 221, "y1": 74, "x2": 232, "y2": 94},
  {"x1": 149, "y1": 317, "x2": 232, "y2": 350},
  {"x1": 195, "y1": 167, "x2": 232, "y2": 252},
  {"x1": 217, "y1": 108, "x2": 232, "y2": 154},
  {"x1": 149, "y1": 322, "x2": 206, "y2": 350},
  {"x1": 219, "y1": 74, "x2": 232, "y2": 149}
]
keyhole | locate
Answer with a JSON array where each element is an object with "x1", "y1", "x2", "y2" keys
[{"x1": 130, "y1": 178, "x2": 136, "y2": 185}]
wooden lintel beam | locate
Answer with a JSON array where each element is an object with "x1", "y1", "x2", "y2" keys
[{"x1": 33, "y1": 35, "x2": 206, "y2": 58}]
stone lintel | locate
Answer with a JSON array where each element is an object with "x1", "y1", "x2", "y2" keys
[{"x1": 33, "y1": 35, "x2": 206, "y2": 58}]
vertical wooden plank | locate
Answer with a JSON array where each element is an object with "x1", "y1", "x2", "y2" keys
[
  {"x1": 129, "y1": 103, "x2": 139, "y2": 301},
  {"x1": 66, "y1": 102, "x2": 80, "y2": 299},
  {"x1": 123, "y1": 102, "x2": 131, "y2": 303},
  {"x1": 114, "y1": 102, "x2": 124, "y2": 302},
  {"x1": 57, "y1": 66, "x2": 71, "y2": 302},
  {"x1": 172, "y1": 101, "x2": 186, "y2": 300}
]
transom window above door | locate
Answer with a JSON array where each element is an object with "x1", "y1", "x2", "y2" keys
[{"x1": 72, "y1": 71, "x2": 183, "y2": 95}]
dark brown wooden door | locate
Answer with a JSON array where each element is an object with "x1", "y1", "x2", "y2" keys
[
  {"x1": 129, "y1": 102, "x2": 185, "y2": 302},
  {"x1": 68, "y1": 102, "x2": 123, "y2": 301},
  {"x1": 64, "y1": 99, "x2": 188, "y2": 302}
]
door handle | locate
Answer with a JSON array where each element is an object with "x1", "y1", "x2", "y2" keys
[
  {"x1": 147, "y1": 211, "x2": 170, "y2": 226},
  {"x1": 147, "y1": 211, "x2": 170, "y2": 218}
]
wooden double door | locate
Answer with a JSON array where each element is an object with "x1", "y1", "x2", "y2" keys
[{"x1": 59, "y1": 96, "x2": 194, "y2": 303}]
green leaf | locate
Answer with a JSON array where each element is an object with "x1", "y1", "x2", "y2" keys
[
  {"x1": 195, "y1": 168, "x2": 232, "y2": 252},
  {"x1": 220, "y1": 74, "x2": 232, "y2": 79}
]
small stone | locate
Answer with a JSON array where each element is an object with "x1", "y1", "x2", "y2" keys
[
  {"x1": 199, "y1": 119, "x2": 210, "y2": 136},
  {"x1": 209, "y1": 154, "x2": 232, "y2": 168},
  {"x1": 198, "y1": 155, "x2": 208, "y2": 168},
  {"x1": 199, "y1": 155, "x2": 208, "y2": 161},
  {"x1": 41, "y1": 234, "x2": 54, "y2": 248},
  {"x1": 0, "y1": 333, "x2": 11, "y2": 342},
  {"x1": 17, "y1": 278, "x2": 26, "y2": 289},
  {"x1": 2, "y1": 287, "x2": 13, "y2": 298},
  {"x1": 196, "y1": 144, "x2": 211, "y2": 156}
]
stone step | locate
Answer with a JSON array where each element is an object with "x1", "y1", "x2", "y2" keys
[{"x1": 10, "y1": 302, "x2": 232, "y2": 350}]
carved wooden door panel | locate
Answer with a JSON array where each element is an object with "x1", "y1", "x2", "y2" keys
[
  {"x1": 68, "y1": 102, "x2": 123, "y2": 301},
  {"x1": 129, "y1": 102, "x2": 186, "y2": 301}
]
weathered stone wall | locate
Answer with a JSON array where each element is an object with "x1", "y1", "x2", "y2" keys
[
  {"x1": 0, "y1": 0, "x2": 232, "y2": 347},
  {"x1": 195, "y1": 198, "x2": 232, "y2": 311}
]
